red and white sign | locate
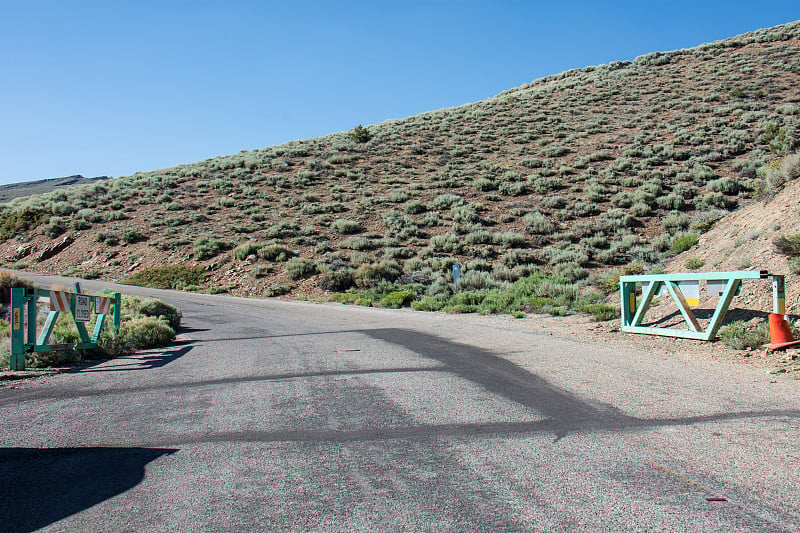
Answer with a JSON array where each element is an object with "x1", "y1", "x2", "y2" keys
[
  {"x1": 95, "y1": 296, "x2": 112, "y2": 315},
  {"x1": 49, "y1": 291, "x2": 71, "y2": 312}
]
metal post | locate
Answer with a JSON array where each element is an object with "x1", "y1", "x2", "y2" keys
[
  {"x1": 773, "y1": 275, "x2": 785, "y2": 315},
  {"x1": 25, "y1": 289, "x2": 36, "y2": 355},
  {"x1": 69, "y1": 291, "x2": 91, "y2": 344},
  {"x1": 9, "y1": 288, "x2": 26, "y2": 371},
  {"x1": 113, "y1": 293, "x2": 121, "y2": 334},
  {"x1": 620, "y1": 280, "x2": 636, "y2": 327}
]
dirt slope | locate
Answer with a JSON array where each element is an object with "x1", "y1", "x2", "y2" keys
[{"x1": 668, "y1": 177, "x2": 800, "y2": 315}]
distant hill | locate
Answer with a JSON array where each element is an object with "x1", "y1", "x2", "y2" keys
[
  {"x1": 1, "y1": 20, "x2": 799, "y2": 317},
  {"x1": 0, "y1": 175, "x2": 109, "y2": 202}
]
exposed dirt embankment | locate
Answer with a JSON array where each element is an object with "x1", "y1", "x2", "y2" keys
[{"x1": 668, "y1": 177, "x2": 800, "y2": 316}]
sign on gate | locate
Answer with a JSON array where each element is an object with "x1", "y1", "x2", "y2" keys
[{"x1": 75, "y1": 294, "x2": 91, "y2": 322}]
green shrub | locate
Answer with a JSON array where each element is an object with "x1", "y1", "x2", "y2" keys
[
  {"x1": 431, "y1": 194, "x2": 463, "y2": 209},
  {"x1": 193, "y1": 236, "x2": 228, "y2": 259},
  {"x1": 250, "y1": 265, "x2": 271, "y2": 278},
  {"x1": 718, "y1": 320, "x2": 769, "y2": 350},
  {"x1": 319, "y1": 270, "x2": 355, "y2": 291},
  {"x1": 404, "y1": 200, "x2": 427, "y2": 214},
  {"x1": 431, "y1": 233, "x2": 463, "y2": 253},
  {"x1": 354, "y1": 261, "x2": 402, "y2": 289},
  {"x1": 339, "y1": 236, "x2": 374, "y2": 251},
  {"x1": 265, "y1": 284, "x2": 292, "y2": 297},
  {"x1": 498, "y1": 181, "x2": 528, "y2": 196},
  {"x1": 492, "y1": 231, "x2": 527, "y2": 247},
  {"x1": 95, "y1": 231, "x2": 120, "y2": 245},
  {"x1": 258, "y1": 244, "x2": 297, "y2": 262},
  {"x1": 523, "y1": 212, "x2": 555, "y2": 234},
  {"x1": 671, "y1": 232, "x2": 699, "y2": 253},
  {"x1": 0, "y1": 208, "x2": 48, "y2": 243},
  {"x1": 285, "y1": 258, "x2": 318, "y2": 280},
  {"x1": 234, "y1": 241, "x2": 263, "y2": 260},
  {"x1": 379, "y1": 290, "x2": 415, "y2": 308},
  {"x1": 761, "y1": 152, "x2": 800, "y2": 194},
  {"x1": 45, "y1": 217, "x2": 67, "y2": 237},
  {"x1": 681, "y1": 255, "x2": 703, "y2": 270},
  {"x1": 120, "y1": 228, "x2": 147, "y2": 244},
  {"x1": 577, "y1": 303, "x2": 619, "y2": 321},
  {"x1": 331, "y1": 219, "x2": 362, "y2": 234},
  {"x1": 475, "y1": 178, "x2": 497, "y2": 191},
  {"x1": 0, "y1": 272, "x2": 34, "y2": 305},
  {"x1": 129, "y1": 298, "x2": 183, "y2": 330},
  {"x1": 122, "y1": 264, "x2": 207, "y2": 290},
  {"x1": 458, "y1": 271, "x2": 501, "y2": 291},
  {"x1": 773, "y1": 234, "x2": 800, "y2": 257},
  {"x1": 109, "y1": 317, "x2": 176, "y2": 353}
]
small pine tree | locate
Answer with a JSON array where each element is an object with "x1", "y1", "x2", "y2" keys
[{"x1": 350, "y1": 124, "x2": 372, "y2": 143}]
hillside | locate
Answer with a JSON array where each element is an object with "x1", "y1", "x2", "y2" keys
[
  {"x1": 0, "y1": 175, "x2": 109, "y2": 202},
  {"x1": 2, "y1": 21, "x2": 800, "y2": 315}
]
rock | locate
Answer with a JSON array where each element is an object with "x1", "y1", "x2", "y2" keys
[
  {"x1": 37, "y1": 235, "x2": 74, "y2": 261},
  {"x1": 10, "y1": 243, "x2": 34, "y2": 261}
]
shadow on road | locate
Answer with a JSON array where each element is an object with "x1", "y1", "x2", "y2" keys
[
  {"x1": 0, "y1": 446, "x2": 176, "y2": 532},
  {"x1": 134, "y1": 328, "x2": 800, "y2": 447},
  {"x1": 69, "y1": 346, "x2": 193, "y2": 373}
]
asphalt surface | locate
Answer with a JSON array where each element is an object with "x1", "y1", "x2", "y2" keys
[{"x1": 1, "y1": 274, "x2": 799, "y2": 532}]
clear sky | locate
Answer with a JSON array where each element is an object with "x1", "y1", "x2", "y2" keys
[{"x1": 1, "y1": 1, "x2": 798, "y2": 185}]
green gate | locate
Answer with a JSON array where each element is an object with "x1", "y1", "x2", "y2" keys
[
  {"x1": 9, "y1": 285, "x2": 120, "y2": 370},
  {"x1": 620, "y1": 270, "x2": 783, "y2": 341}
]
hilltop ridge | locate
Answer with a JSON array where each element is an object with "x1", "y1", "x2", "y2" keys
[{"x1": 0, "y1": 175, "x2": 109, "y2": 202}]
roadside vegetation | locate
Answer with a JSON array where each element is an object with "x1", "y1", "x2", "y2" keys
[
  {"x1": 718, "y1": 320, "x2": 771, "y2": 350},
  {"x1": 122, "y1": 264, "x2": 207, "y2": 290},
  {"x1": 1, "y1": 21, "x2": 800, "y2": 323},
  {"x1": 0, "y1": 272, "x2": 182, "y2": 369}
]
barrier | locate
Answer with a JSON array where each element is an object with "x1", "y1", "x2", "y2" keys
[
  {"x1": 620, "y1": 270, "x2": 783, "y2": 341},
  {"x1": 8, "y1": 284, "x2": 120, "y2": 370}
]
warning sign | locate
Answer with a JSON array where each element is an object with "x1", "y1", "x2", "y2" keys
[{"x1": 75, "y1": 294, "x2": 91, "y2": 322}]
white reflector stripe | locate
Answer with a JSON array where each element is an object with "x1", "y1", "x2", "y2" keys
[{"x1": 49, "y1": 291, "x2": 71, "y2": 312}]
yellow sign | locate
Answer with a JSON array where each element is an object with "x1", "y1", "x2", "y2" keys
[{"x1": 13, "y1": 308, "x2": 20, "y2": 330}]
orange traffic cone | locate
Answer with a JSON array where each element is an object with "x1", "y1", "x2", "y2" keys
[{"x1": 764, "y1": 313, "x2": 800, "y2": 351}]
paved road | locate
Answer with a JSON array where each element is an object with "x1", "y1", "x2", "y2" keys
[{"x1": 1, "y1": 274, "x2": 799, "y2": 532}]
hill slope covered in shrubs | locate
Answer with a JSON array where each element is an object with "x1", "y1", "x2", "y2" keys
[{"x1": 2, "y1": 21, "x2": 800, "y2": 316}]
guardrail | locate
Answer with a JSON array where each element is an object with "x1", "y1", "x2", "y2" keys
[
  {"x1": 9, "y1": 284, "x2": 120, "y2": 370},
  {"x1": 620, "y1": 270, "x2": 783, "y2": 341}
]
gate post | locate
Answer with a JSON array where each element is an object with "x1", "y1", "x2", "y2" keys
[
  {"x1": 113, "y1": 293, "x2": 121, "y2": 334},
  {"x1": 9, "y1": 288, "x2": 26, "y2": 371}
]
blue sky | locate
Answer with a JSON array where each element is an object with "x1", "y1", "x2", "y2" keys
[{"x1": 1, "y1": 1, "x2": 798, "y2": 185}]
